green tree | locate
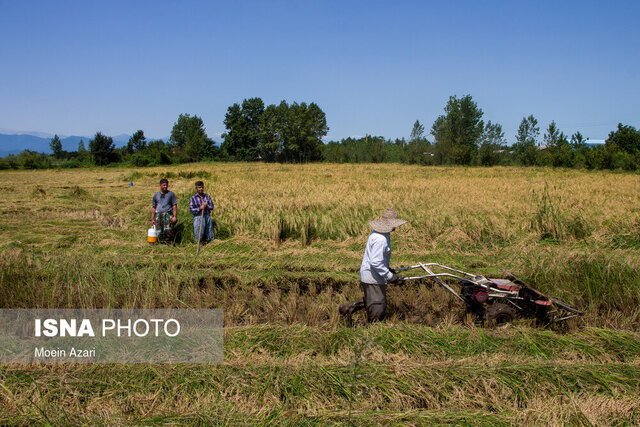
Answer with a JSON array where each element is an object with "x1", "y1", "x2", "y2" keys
[
  {"x1": 126, "y1": 130, "x2": 146, "y2": 154},
  {"x1": 410, "y1": 120, "x2": 425, "y2": 143},
  {"x1": 221, "y1": 98, "x2": 265, "y2": 161},
  {"x1": 431, "y1": 95, "x2": 484, "y2": 165},
  {"x1": 18, "y1": 150, "x2": 52, "y2": 169},
  {"x1": 89, "y1": 132, "x2": 116, "y2": 166},
  {"x1": 222, "y1": 98, "x2": 328, "y2": 163},
  {"x1": 570, "y1": 132, "x2": 588, "y2": 168},
  {"x1": 279, "y1": 101, "x2": 328, "y2": 162},
  {"x1": 570, "y1": 131, "x2": 586, "y2": 149},
  {"x1": 76, "y1": 139, "x2": 90, "y2": 163},
  {"x1": 323, "y1": 140, "x2": 348, "y2": 163},
  {"x1": 544, "y1": 121, "x2": 572, "y2": 167},
  {"x1": 258, "y1": 102, "x2": 286, "y2": 161},
  {"x1": 514, "y1": 115, "x2": 540, "y2": 166},
  {"x1": 49, "y1": 134, "x2": 62, "y2": 158},
  {"x1": 543, "y1": 121, "x2": 561, "y2": 148},
  {"x1": 477, "y1": 121, "x2": 506, "y2": 166},
  {"x1": 405, "y1": 120, "x2": 431, "y2": 164},
  {"x1": 170, "y1": 114, "x2": 216, "y2": 162},
  {"x1": 606, "y1": 123, "x2": 640, "y2": 155}
]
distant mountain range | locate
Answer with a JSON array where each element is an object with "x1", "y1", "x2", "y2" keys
[
  {"x1": 0, "y1": 132, "x2": 132, "y2": 157},
  {"x1": 0, "y1": 130, "x2": 604, "y2": 158}
]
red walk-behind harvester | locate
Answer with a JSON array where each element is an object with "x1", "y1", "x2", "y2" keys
[{"x1": 394, "y1": 262, "x2": 584, "y2": 326}]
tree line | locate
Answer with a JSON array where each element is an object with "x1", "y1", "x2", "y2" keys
[
  {"x1": 1, "y1": 95, "x2": 639, "y2": 171},
  {"x1": 326, "y1": 96, "x2": 640, "y2": 170}
]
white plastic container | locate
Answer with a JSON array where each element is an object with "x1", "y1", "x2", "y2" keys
[{"x1": 147, "y1": 227, "x2": 158, "y2": 243}]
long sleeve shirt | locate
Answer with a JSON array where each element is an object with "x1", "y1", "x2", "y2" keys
[
  {"x1": 360, "y1": 231, "x2": 394, "y2": 285},
  {"x1": 189, "y1": 193, "x2": 214, "y2": 216}
]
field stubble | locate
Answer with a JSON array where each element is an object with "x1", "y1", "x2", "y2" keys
[
  {"x1": 1, "y1": 164, "x2": 639, "y2": 327},
  {"x1": 1, "y1": 163, "x2": 640, "y2": 424}
]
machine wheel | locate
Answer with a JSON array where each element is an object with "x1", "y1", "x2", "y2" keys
[{"x1": 484, "y1": 302, "x2": 517, "y2": 326}]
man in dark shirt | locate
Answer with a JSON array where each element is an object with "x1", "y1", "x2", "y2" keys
[{"x1": 151, "y1": 178, "x2": 178, "y2": 244}]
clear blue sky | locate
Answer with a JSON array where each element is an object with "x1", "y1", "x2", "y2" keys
[{"x1": 1, "y1": 0, "x2": 638, "y2": 143}]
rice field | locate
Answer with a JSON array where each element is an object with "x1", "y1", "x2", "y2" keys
[{"x1": 0, "y1": 163, "x2": 639, "y2": 424}]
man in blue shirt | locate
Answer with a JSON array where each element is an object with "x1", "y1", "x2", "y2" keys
[
  {"x1": 339, "y1": 207, "x2": 407, "y2": 322},
  {"x1": 189, "y1": 181, "x2": 215, "y2": 244}
]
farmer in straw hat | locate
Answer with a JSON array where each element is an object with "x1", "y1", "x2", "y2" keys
[{"x1": 339, "y1": 207, "x2": 407, "y2": 322}]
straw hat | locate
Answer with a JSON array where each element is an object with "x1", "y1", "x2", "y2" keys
[{"x1": 369, "y1": 207, "x2": 408, "y2": 233}]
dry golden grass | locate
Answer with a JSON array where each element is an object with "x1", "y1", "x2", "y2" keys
[
  {"x1": 1, "y1": 163, "x2": 640, "y2": 424},
  {"x1": 2, "y1": 164, "x2": 639, "y2": 245},
  {"x1": 1, "y1": 163, "x2": 639, "y2": 327}
]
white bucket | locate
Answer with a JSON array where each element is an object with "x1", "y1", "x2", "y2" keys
[{"x1": 147, "y1": 227, "x2": 158, "y2": 243}]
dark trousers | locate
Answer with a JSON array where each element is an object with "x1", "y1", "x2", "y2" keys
[{"x1": 347, "y1": 282, "x2": 387, "y2": 322}]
